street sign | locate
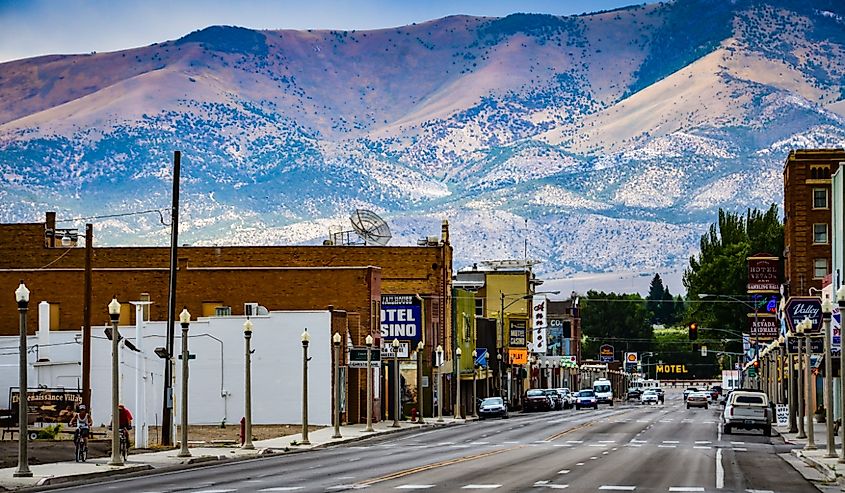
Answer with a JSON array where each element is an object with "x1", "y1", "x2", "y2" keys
[
  {"x1": 381, "y1": 341, "x2": 410, "y2": 359},
  {"x1": 475, "y1": 348, "x2": 488, "y2": 367},
  {"x1": 177, "y1": 354, "x2": 196, "y2": 360},
  {"x1": 509, "y1": 348, "x2": 528, "y2": 365},
  {"x1": 747, "y1": 315, "x2": 779, "y2": 337},
  {"x1": 786, "y1": 336, "x2": 824, "y2": 354},
  {"x1": 349, "y1": 347, "x2": 380, "y2": 368},
  {"x1": 701, "y1": 345, "x2": 707, "y2": 357},
  {"x1": 599, "y1": 344, "x2": 614, "y2": 363},
  {"x1": 785, "y1": 297, "x2": 823, "y2": 334},
  {"x1": 624, "y1": 352, "x2": 638, "y2": 372},
  {"x1": 509, "y1": 319, "x2": 527, "y2": 347}
]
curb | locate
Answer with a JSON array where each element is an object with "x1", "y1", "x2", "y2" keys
[
  {"x1": 265, "y1": 420, "x2": 465, "y2": 452},
  {"x1": 793, "y1": 449, "x2": 838, "y2": 482},
  {"x1": 36, "y1": 464, "x2": 153, "y2": 486}
]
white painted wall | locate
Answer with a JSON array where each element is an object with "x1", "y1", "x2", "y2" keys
[{"x1": 0, "y1": 310, "x2": 333, "y2": 434}]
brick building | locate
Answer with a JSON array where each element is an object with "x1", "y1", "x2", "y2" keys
[
  {"x1": 0, "y1": 212, "x2": 453, "y2": 423},
  {"x1": 783, "y1": 149, "x2": 845, "y2": 296}
]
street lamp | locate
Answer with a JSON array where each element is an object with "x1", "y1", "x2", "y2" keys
[
  {"x1": 301, "y1": 329, "x2": 311, "y2": 445},
  {"x1": 822, "y1": 300, "x2": 835, "y2": 458},
  {"x1": 242, "y1": 319, "x2": 254, "y2": 449},
  {"x1": 416, "y1": 341, "x2": 425, "y2": 424},
  {"x1": 455, "y1": 346, "x2": 463, "y2": 419},
  {"x1": 13, "y1": 281, "x2": 32, "y2": 478},
  {"x1": 471, "y1": 349, "x2": 478, "y2": 418},
  {"x1": 838, "y1": 286, "x2": 845, "y2": 464},
  {"x1": 801, "y1": 317, "x2": 816, "y2": 450},
  {"x1": 332, "y1": 332, "x2": 342, "y2": 439},
  {"x1": 795, "y1": 318, "x2": 807, "y2": 440},
  {"x1": 364, "y1": 334, "x2": 375, "y2": 432},
  {"x1": 177, "y1": 308, "x2": 191, "y2": 458},
  {"x1": 435, "y1": 345, "x2": 444, "y2": 423},
  {"x1": 108, "y1": 297, "x2": 123, "y2": 466},
  {"x1": 391, "y1": 338, "x2": 401, "y2": 428}
]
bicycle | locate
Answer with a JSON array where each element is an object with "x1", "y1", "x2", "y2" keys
[
  {"x1": 119, "y1": 427, "x2": 130, "y2": 461},
  {"x1": 73, "y1": 428, "x2": 88, "y2": 462}
]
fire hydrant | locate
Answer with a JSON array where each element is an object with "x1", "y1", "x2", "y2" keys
[
  {"x1": 410, "y1": 407, "x2": 418, "y2": 422},
  {"x1": 239, "y1": 416, "x2": 246, "y2": 446}
]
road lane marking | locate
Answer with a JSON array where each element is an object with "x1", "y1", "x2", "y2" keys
[
  {"x1": 694, "y1": 446, "x2": 712, "y2": 449},
  {"x1": 716, "y1": 448, "x2": 724, "y2": 489},
  {"x1": 590, "y1": 456, "x2": 598, "y2": 460},
  {"x1": 544, "y1": 486, "x2": 569, "y2": 489},
  {"x1": 631, "y1": 439, "x2": 647, "y2": 443},
  {"x1": 730, "y1": 441, "x2": 745, "y2": 445},
  {"x1": 566, "y1": 440, "x2": 583, "y2": 444},
  {"x1": 669, "y1": 488, "x2": 704, "y2": 492},
  {"x1": 395, "y1": 486, "x2": 435, "y2": 490},
  {"x1": 662, "y1": 440, "x2": 679, "y2": 444},
  {"x1": 695, "y1": 441, "x2": 711, "y2": 444},
  {"x1": 193, "y1": 490, "x2": 236, "y2": 493},
  {"x1": 471, "y1": 442, "x2": 490, "y2": 445},
  {"x1": 589, "y1": 444, "x2": 607, "y2": 447},
  {"x1": 733, "y1": 448, "x2": 747, "y2": 452},
  {"x1": 462, "y1": 485, "x2": 500, "y2": 489},
  {"x1": 658, "y1": 445, "x2": 677, "y2": 448},
  {"x1": 534, "y1": 481, "x2": 549, "y2": 485},
  {"x1": 599, "y1": 487, "x2": 636, "y2": 491},
  {"x1": 260, "y1": 489, "x2": 304, "y2": 492},
  {"x1": 599, "y1": 440, "x2": 616, "y2": 443},
  {"x1": 357, "y1": 447, "x2": 518, "y2": 487},
  {"x1": 504, "y1": 441, "x2": 520, "y2": 444},
  {"x1": 576, "y1": 462, "x2": 585, "y2": 466},
  {"x1": 745, "y1": 490, "x2": 774, "y2": 493},
  {"x1": 558, "y1": 470, "x2": 570, "y2": 474}
]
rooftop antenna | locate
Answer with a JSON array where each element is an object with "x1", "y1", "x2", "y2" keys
[{"x1": 349, "y1": 209, "x2": 392, "y2": 246}]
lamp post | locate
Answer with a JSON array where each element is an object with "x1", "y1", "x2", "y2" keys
[
  {"x1": 417, "y1": 341, "x2": 425, "y2": 424},
  {"x1": 242, "y1": 319, "x2": 254, "y2": 449},
  {"x1": 332, "y1": 332, "x2": 342, "y2": 439},
  {"x1": 496, "y1": 352, "x2": 503, "y2": 399},
  {"x1": 455, "y1": 347, "x2": 463, "y2": 419},
  {"x1": 392, "y1": 338, "x2": 401, "y2": 427},
  {"x1": 13, "y1": 281, "x2": 31, "y2": 478},
  {"x1": 471, "y1": 350, "x2": 478, "y2": 418},
  {"x1": 822, "y1": 300, "x2": 835, "y2": 457},
  {"x1": 436, "y1": 345, "x2": 444, "y2": 423},
  {"x1": 795, "y1": 319, "x2": 807, "y2": 439},
  {"x1": 108, "y1": 297, "x2": 123, "y2": 466},
  {"x1": 301, "y1": 329, "x2": 311, "y2": 445},
  {"x1": 838, "y1": 286, "x2": 845, "y2": 463},
  {"x1": 177, "y1": 308, "x2": 191, "y2": 458},
  {"x1": 801, "y1": 317, "x2": 816, "y2": 450},
  {"x1": 364, "y1": 335, "x2": 375, "y2": 432}
]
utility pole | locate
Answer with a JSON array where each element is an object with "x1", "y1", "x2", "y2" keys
[
  {"x1": 82, "y1": 223, "x2": 92, "y2": 408},
  {"x1": 161, "y1": 150, "x2": 181, "y2": 446}
]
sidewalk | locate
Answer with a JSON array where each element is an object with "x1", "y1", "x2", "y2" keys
[
  {"x1": 0, "y1": 417, "x2": 468, "y2": 490},
  {"x1": 776, "y1": 417, "x2": 845, "y2": 484}
]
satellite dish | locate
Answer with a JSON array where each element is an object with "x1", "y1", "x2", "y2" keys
[{"x1": 350, "y1": 209, "x2": 392, "y2": 246}]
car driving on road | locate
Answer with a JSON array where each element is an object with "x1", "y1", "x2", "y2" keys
[
  {"x1": 478, "y1": 397, "x2": 508, "y2": 419},
  {"x1": 524, "y1": 389, "x2": 553, "y2": 412},
  {"x1": 575, "y1": 389, "x2": 598, "y2": 410},
  {"x1": 683, "y1": 387, "x2": 699, "y2": 400},
  {"x1": 544, "y1": 389, "x2": 564, "y2": 410},
  {"x1": 723, "y1": 390, "x2": 772, "y2": 436},
  {"x1": 556, "y1": 388, "x2": 574, "y2": 409},
  {"x1": 686, "y1": 391, "x2": 709, "y2": 409},
  {"x1": 640, "y1": 388, "x2": 659, "y2": 405}
]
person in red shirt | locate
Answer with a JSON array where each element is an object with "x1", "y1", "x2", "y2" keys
[{"x1": 118, "y1": 404, "x2": 133, "y2": 430}]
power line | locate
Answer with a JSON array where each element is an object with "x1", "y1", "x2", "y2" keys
[{"x1": 57, "y1": 208, "x2": 170, "y2": 226}]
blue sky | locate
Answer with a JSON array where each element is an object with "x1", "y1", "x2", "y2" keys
[{"x1": 0, "y1": 0, "x2": 639, "y2": 63}]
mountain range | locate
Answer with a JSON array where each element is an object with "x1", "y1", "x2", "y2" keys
[{"x1": 1, "y1": 0, "x2": 844, "y2": 283}]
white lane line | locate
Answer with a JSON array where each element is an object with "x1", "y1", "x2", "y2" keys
[
  {"x1": 598, "y1": 440, "x2": 616, "y2": 443},
  {"x1": 326, "y1": 486, "x2": 367, "y2": 491},
  {"x1": 626, "y1": 444, "x2": 642, "y2": 447},
  {"x1": 566, "y1": 440, "x2": 584, "y2": 444},
  {"x1": 545, "y1": 486, "x2": 569, "y2": 490},
  {"x1": 395, "y1": 486, "x2": 435, "y2": 490},
  {"x1": 602, "y1": 451, "x2": 609, "y2": 455},
  {"x1": 695, "y1": 441, "x2": 711, "y2": 444},
  {"x1": 470, "y1": 442, "x2": 490, "y2": 445},
  {"x1": 462, "y1": 485, "x2": 501, "y2": 489},
  {"x1": 631, "y1": 439, "x2": 647, "y2": 443},
  {"x1": 576, "y1": 462, "x2": 585, "y2": 466},
  {"x1": 194, "y1": 490, "x2": 236, "y2": 493},
  {"x1": 658, "y1": 445, "x2": 677, "y2": 448},
  {"x1": 590, "y1": 456, "x2": 599, "y2": 460},
  {"x1": 503, "y1": 441, "x2": 520, "y2": 444},
  {"x1": 534, "y1": 481, "x2": 549, "y2": 485},
  {"x1": 730, "y1": 441, "x2": 745, "y2": 445},
  {"x1": 733, "y1": 447, "x2": 748, "y2": 452},
  {"x1": 589, "y1": 444, "x2": 607, "y2": 447},
  {"x1": 437, "y1": 442, "x2": 455, "y2": 445},
  {"x1": 694, "y1": 446, "x2": 712, "y2": 449},
  {"x1": 558, "y1": 470, "x2": 570, "y2": 474},
  {"x1": 261, "y1": 489, "x2": 304, "y2": 492},
  {"x1": 553, "y1": 444, "x2": 572, "y2": 447},
  {"x1": 636, "y1": 420, "x2": 649, "y2": 423},
  {"x1": 662, "y1": 440, "x2": 680, "y2": 444},
  {"x1": 599, "y1": 487, "x2": 636, "y2": 491},
  {"x1": 704, "y1": 420, "x2": 715, "y2": 424},
  {"x1": 745, "y1": 490, "x2": 775, "y2": 493},
  {"x1": 716, "y1": 448, "x2": 724, "y2": 489},
  {"x1": 669, "y1": 488, "x2": 705, "y2": 492}
]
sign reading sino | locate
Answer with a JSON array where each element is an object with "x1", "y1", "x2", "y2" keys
[{"x1": 380, "y1": 294, "x2": 422, "y2": 343}]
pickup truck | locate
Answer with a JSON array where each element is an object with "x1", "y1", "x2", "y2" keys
[{"x1": 722, "y1": 390, "x2": 771, "y2": 436}]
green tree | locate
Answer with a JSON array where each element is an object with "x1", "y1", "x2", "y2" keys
[
  {"x1": 581, "y1": 291, "x2": 655, "y2": 360},
  {"x1": 646, "y1": 274, "x2": 665, "y2": 322}
]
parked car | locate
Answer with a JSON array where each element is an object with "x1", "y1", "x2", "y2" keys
[
  {"x1": 686, "y1": 391, "x2": 710, "y2": 409},
  {"x1": 654, "y1": 387, "x2": 665, "y2": 403},
  {"x1": 524, "y1": 389, "x2": 554, "y2": 412},
  {"x1": 626, "y1": 387, "x2": 642, "y2": 401},
  {"x1": 683, "y1": 387, "x2": 699, "y2": 400},
  {"x1": 640, "y1": 389, "x2": 659, "y2": 405},
  {"x1": 723, "y1": 390, "x2": 771, "y2": 436},
  {"x1": 711, "y1": 385, "x2": 723, "y2": 398},
  {"x1": 478, "y1": 397, "x2": 508, "y2": 419},
  {"x1": 575, "y1": 389, "x2": 598, "y2": 410},
  {"x1": 543, "y1": 389, "x2": 564, "y2": 410},
  {"x1": 556, "y1": 388, "x2": 575, "y2": 409}
]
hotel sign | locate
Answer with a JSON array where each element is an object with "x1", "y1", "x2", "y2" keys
[{"x1": 747, "y1": 254, "x2": 779, "y2": 292}]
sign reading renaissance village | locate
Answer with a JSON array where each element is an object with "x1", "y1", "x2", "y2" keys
[{"x1": 381, "y1": 294, "x2": 423, "y2": 343}]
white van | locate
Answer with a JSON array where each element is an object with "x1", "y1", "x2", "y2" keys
[{"x1": 593, "y1": 378, "x2": 614, "y2": 406}]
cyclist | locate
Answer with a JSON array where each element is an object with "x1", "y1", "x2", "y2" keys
[
  {"x1": 69, "y1": 404, "x2": 93, "y2": 454},
  {"x1": 118, "y1": 404, "x2": 133, "y2": 445}
]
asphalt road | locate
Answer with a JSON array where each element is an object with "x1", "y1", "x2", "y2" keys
[{"x1": 43, "y1": 389, "x2": 818, "y2": 493}]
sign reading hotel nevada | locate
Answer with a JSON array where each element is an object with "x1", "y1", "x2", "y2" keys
[
  {"x1": 532, "y1": 295, "x2": 548, "y2": 354},
  {"x1": 380, "y1": 294, "x2": 422, "y2": 343},
  {"x1": 747, "y1": 253, "x2": 780, "y2": 292}
]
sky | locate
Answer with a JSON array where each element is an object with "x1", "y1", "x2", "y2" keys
[{"x1": 0, "y1": 0, "x2": 639, "y2": 63}]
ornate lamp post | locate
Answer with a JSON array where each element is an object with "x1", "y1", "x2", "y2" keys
[
  {"x1": 13, "y1": 281, "x2": 32, "y2": 478},
  {"x1": 417, "y1": 341, "x2": 425, "y2": 424},
  {"x1": 392, "y1": 338, "x2": 401, "y2": 427},
  {"x1": 455, "y1": 346, "x2": 463, "y2": 419},
  {"x1": 332, "y1": 332, "x2": 342, "y2": 439},
  {"x1": 795, "y1": 318, "x2": 807, "y2": 439},
  {"x1": 108, "y1": 297, "x2": 124, "y2": 466},
  {"x1": 436, "y1": 345, "x2": 444, "y2": 423},
  {"x1": 177, "y1": 308, "x2": 191, "y2": 458},
  {"x1": 822, "y1": 300, "x2": 835, "y2": 458},
  {"x1": 838, "y1": 286, "x2": 845, "y2": 464},
  {"x1": 242, "y1": 319, "x2": 254, "y2": 449},
  {"x1": 801, "y1": 317, "x2": 816, "y2": 450},
  {"x1": 364, "y1": 334, "x2": 375, "y2": 432},
  {"x1": 301, "y1": 329, "x2": 311, "y2": 445},
  {"x1": 471, "y1": 349, "x2": 478, "y2": 418}
]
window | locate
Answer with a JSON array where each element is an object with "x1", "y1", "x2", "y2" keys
[
  {"x1": 474, "y1": 298, "x2": 484, "y2": 317},
  {"x1": 49, "y1": 303, "x2": 60, "y2": 330},
  {"x1": 814, "y1": 258, "x2": 828, "y2": 279},
  {"x1": 814, "y1": 224, "x2": 829, "y2": 244},
  {"x1": 813, "y1": 189, "x2": 829, "y2": 209}
]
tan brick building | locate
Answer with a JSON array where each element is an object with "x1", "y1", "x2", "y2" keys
[
  {"x1": 0, "y1": 212, "x2": 453, "y2": 423},
  {"x1": 783, "y1": 149, "x2": 845, "y2": 296}
]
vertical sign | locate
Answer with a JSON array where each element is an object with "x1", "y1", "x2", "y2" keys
[
  {"x1": 509, "y1": 319, "x2": 527, "y2": 347},
  {"x1": 532, "y1": 295, "x2": 548, "y2": 354},
  {"x1": 381, "y1": 294, "x2": 423, "y2": 343},
  {"x1": 833, "y1": 305, "x2": 841, "y2": 353}
]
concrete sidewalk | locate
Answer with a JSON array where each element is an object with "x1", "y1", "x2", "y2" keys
[
  {"x1": 0, "y1": 417, "x2": 468, "y2": 490},
  {"x1": 776, "y1": 417, "x2": 845, "y2": 484}
]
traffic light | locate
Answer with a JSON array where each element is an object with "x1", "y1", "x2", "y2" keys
[{"x1": 688, "y1": 322, "x2": 698, "y2": 341}]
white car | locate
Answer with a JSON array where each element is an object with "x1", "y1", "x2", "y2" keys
[
  {"x1": 556, "y1": 388, "x2": 574, "y2": 409},
  {"x1": 640, "y1": 389, "x2": 659, "y2": 405}
]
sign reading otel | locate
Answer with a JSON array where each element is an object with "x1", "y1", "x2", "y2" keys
[
  {"x1": 747, "y1": 254, "x2": 780, "y2": 292},
  {"x1": 381, "y1": 294, "x2": 422, "y2": 344}
]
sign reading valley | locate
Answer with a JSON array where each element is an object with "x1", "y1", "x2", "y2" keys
[{"x1": 381, "y1": 294, "x2": 422, "y2": 343}]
